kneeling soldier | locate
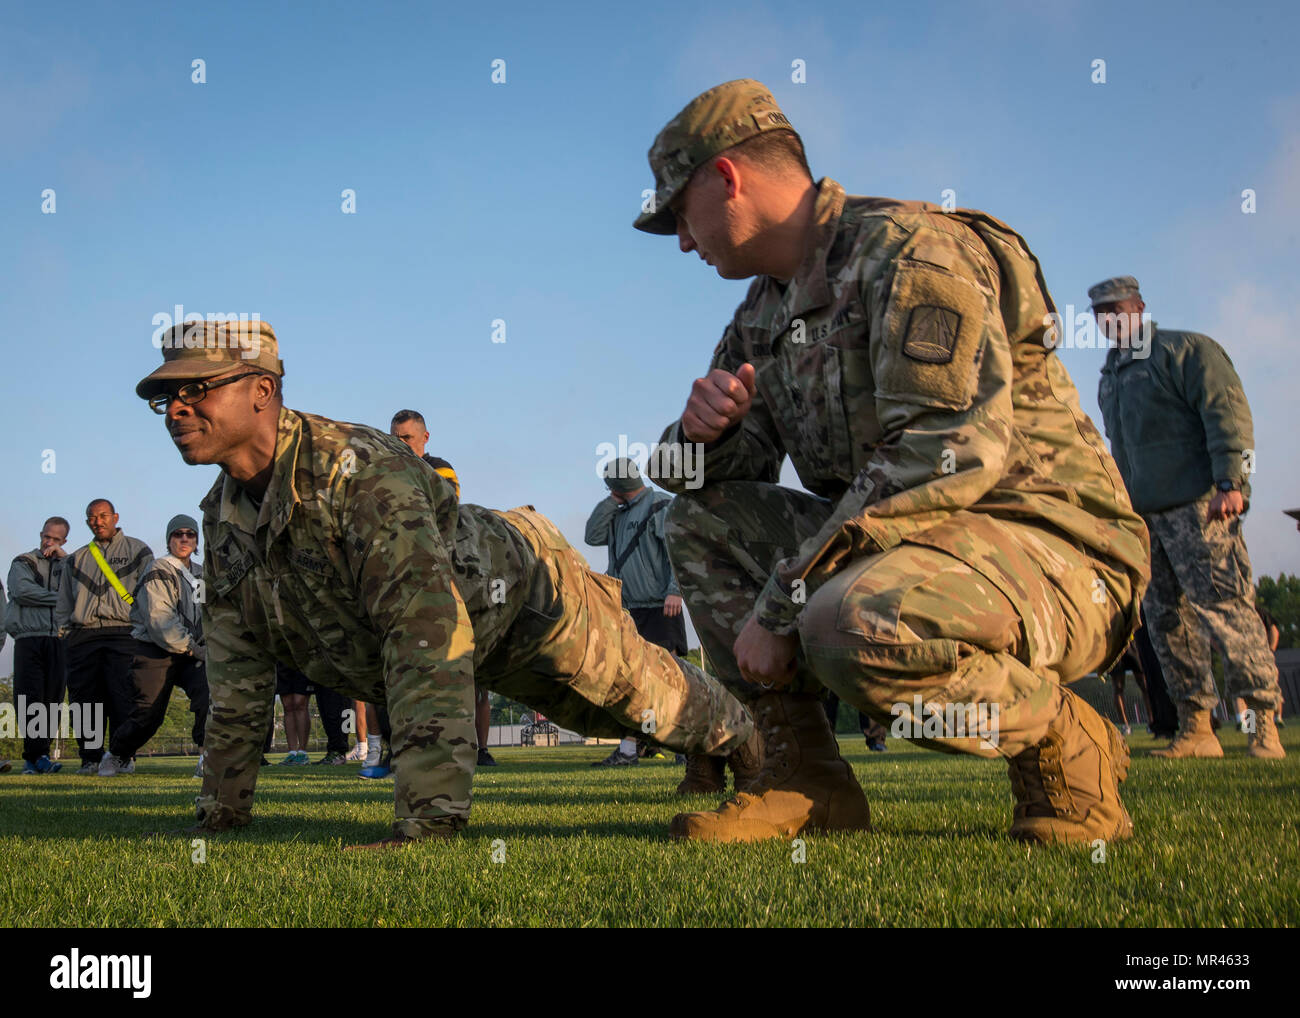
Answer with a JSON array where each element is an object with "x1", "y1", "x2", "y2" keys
[
  {"x1": 636, "y1": 80, "x2": 1150, "y2": 845},
  {"x1": 136, "y1": 319, "x2": 753, "y2": 847}
]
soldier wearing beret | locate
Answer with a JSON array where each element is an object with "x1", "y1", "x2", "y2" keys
[
  {"x1": 638, "y1": 79, "x2": 1150, "y2": 844},
  {"x1": 1092, "y1": 276, "x2": 1284, "y2": 759},
  {"x1": 136, "y1": 318, "x2": 753, "y2": 847}
]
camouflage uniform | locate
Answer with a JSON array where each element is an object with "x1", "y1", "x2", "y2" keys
[
  {"x1": 1142, "y1": 500, "x2": 1279, "y2": 710},
  {"x1": 1094, "y1": 300, "x2": 1281, "y2": 715},
  {"x1": 650, "y1": 177, "x2": 1150, "y2": 760},
  {"x1": 193, "y1": 407, "x2": 752, "y2": 839}
]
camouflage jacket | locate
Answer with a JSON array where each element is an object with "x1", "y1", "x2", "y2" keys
[
  {"x1": 197, "y1": 407, "x2": 532, "y2": 833},
  {"x1": 651, "y1": 178, "x2": 1150, "y2": 636},
  {"x1": 129, "y1": 555, "x2": 205, "y2": 657},
  {"x1": 1098, "y1": 325, "x2": 1255, "y2": 515},
  {"x1": 55, "y1": 530, "x2": 154, "y2": 637}
]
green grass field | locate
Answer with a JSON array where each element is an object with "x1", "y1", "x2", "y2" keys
[{"x1": 2, "y1": 727, "x2": 1296, "y2": 928}]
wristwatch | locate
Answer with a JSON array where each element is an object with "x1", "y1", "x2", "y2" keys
[{"x1": 1216, "y1": 479, "x2": 1239, "y2": 493}]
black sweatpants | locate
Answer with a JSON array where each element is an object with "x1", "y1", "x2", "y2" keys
[
  {"x1": 1134, "y1": 619, "x2": 1178, "y2": 737},
  {"x1": 109, "y1": 642, "x2": 209, "y2": 759},
  {"x1": 13, "y1": 636, "x2": 66, "y2": 763},
  {"x1": 315, "y1": 685, "x2": 353, "y2": 755},
  {"x1": 628, "y1": 605, "x2": 689, "y2": 656},
  {"x1": 64, "y1": 631, "x2": 137, "y2": 764}
]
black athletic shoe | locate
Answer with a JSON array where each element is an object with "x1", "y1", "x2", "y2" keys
[
  {"x1": 866, "y1": 738, "x2": 887, "y2": 752},
  {"x1": 477, "y1": 748, "x2": 498, "y2": 767},
  {"x1": 590, "y1": 748, "x2": 638, "y2": 767}
]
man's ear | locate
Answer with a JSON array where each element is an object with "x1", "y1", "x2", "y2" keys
[
  {"x1": 253, "y1": 374, "x2": 278, "y2": 410},
  {"x1": 713, "y1": 156, "x2": 742, "y2": 199}
]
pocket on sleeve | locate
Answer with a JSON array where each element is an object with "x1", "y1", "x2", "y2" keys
[{"x1": 879, "y1": 259, "x2": 987, "y2": 410}]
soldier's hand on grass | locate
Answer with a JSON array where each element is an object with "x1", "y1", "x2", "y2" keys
[
  {"x1": 734, "y1": 615, "x2": 798, "y2": 689},
  {"x1": 664, "y1": 594, "x2": 683, "y2": 617},
  {"x1": 681, "y1": 363, "x2": 757, "y2": 443},
  {"x1": 1207, "y1": 489, "x2": 1244, "y2": 522}
]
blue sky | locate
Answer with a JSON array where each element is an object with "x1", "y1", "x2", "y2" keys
[{"x1": 3, "y1": 0, "x2": 1298, "y2": 670}]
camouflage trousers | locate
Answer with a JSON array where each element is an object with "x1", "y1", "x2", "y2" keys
[
  {"x1": 1142, "y1": 500, "x2": 1280, "y2": 711},
  {"x1": 666, "y1": 481, "x2": 1137, "y2": 759},
  {"x1": 394, "y1": 507, "x2": 753, "y2": 838}
]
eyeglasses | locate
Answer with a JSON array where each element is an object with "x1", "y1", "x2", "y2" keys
[
  {"x1": 148, "y1": 372, "x2": 262, "y2": 414},
  {"x1": 171, "y1": 530, "x2": 198, "y2": 539}
]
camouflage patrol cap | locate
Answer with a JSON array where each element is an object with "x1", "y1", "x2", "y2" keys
[
  {"x1": 1088, "y1": 275, "x2": 1142, "y2": 308},
  {"x1": 136, "y1": 317, "x2": 285, "y2": 398},
  {"x1": 634, "y1": 79, "x2": 797, "y2": 235}
]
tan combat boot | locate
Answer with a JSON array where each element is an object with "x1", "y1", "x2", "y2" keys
[
  {"x1": 1008, "y1": 687, "x2": 1133, "y2": 844},
  {"x1": 1245, "y1": 703, "x2": 1286, "y2": 759},
  {"x1": 668, "y1": 692, "x2": 871, "y2": 842},
  {"x1": 1151, "y1": 702, "x2": 1223, "y2": 759},
  {"x1": 675, "y1": 754, "x2": 726, "y2": 795},
  {"x1": 727, "y1": 725, "x2": 765, "y2": 793}
]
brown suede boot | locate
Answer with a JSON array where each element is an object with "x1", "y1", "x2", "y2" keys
[
  {"x1": 1008, "y1": 687, "x2": 1133, "y2": 844},
  {"x1": 1151, "y1": 702, "x2": 1224, "y2": 759},
  {"x1": 668, "y1": 692, "x2": 871, "y2": 842},
  {"x1": 727, "y1": 724, "x2": 765, "y2": 793},
  {"x1": 675, "y1": 754, "x2": 726, "y2": 795},
  {"x1": 1245, "y1": 703, "x2": 1286, "y2": 759}
]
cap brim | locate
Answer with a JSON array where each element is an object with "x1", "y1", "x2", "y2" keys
[
  {"x1": 135, "y1": 359, "x2": 237, "y2": 399},
  {"x1": 633, "y1": 205, "x2": 678, "y2": 235}
]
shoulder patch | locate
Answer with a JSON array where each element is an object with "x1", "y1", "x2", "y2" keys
[
  {"x1": 902, "y1": 305, "x2": 962, "y2": 364},
  {"x1": 880, "y1": 259, "x2": 987, "y2": 409}
]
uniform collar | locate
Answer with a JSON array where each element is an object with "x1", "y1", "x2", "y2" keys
[
  {"x1": 782, "y1": 177, "x2": 846, "y2": 318},
  {"x1": 211, "y1": 406, "x2": 304, "y2": 545}
]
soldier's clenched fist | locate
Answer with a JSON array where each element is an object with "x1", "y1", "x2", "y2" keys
[{"x1": 680, "y1": 363, "x2": 757, "y2": 443}]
